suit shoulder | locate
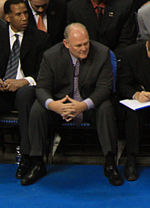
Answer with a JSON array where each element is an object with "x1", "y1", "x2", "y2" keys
[
  {"x1": 124, "y1": 42, "x2": 145, "y2": 54},
  {"x1": 44, "y1": 42, "x2": 64, "y2": 57},
  {"x1": 0, "y1": 19, "x2": 7, "y2": 30},
  {"x1": 120, "y1": 42, "x2": 146, "y2": 62},
  {"x1": 90, "y1": 40, "x2": 109, "y2": 52},
  {"x1": 27, "y1": 27, "x2": 49, "y2": 39}
]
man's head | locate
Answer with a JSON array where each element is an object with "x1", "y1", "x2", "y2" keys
[
  {"x1": 63, "y1": 23, "x2": 90, "y2": 60},
  {"x1": 4, "y1": 0, "x2": 28, "y2": 32},
  {"x1": 29, "y1": 0, "x2": 49, "y2": 15}
]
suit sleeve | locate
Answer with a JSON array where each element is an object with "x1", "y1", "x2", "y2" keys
[
  {"x1": 36, "y1": 53, "x2": 54, "y2": 107},
  {"x1": 117, "y1": 49, "x2": 140, "y2": 99},
  {"x1": 88, "y1": 51, "x2": 113, "y2": 107}
]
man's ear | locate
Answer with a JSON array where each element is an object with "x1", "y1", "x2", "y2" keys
[
  {"x1": 4, "y1": 14, "x2": 10, "y2": 23},
  {"x1": 63, "y1": 39, "x2": 69, "y2": 49}
]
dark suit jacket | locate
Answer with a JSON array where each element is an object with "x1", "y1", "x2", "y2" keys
[
  {"x1": 117, "y1": 41, "x2": 150, "y2": 99},
  {"x1": 67, "y1": 0, "x2": 137, "y2": 55},
  {"x1": 36, "y1": 41, "x2": 113, "y2": 108},
  {"x1": 0, "y1": 24, "x2": 50, "y2": 80},
  {"x1": 0, "y1": 19, "x2": 6, "y2": 28},
  {"x1": 26, "y1": 0, "x2": 67, "y2": 46}
]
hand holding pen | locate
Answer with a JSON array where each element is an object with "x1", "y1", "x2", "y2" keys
[{"x1": 133, "y1": 91, "x2": 150, "y2": 102}]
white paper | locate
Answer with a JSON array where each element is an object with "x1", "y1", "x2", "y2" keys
[{"x1": 119, "y1": 99, "x2": 150, "y2": 111}]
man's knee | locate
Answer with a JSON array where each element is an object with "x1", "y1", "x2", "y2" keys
[
  {"x1": 16, "y1": 86, "x2": 35, "y2": 104},
  {"x1": 30, "y1": 100, "x2": 47, "y2": 121},
  {"x1": 97, "y1": 100, "x2": 114, "y2": 115}
]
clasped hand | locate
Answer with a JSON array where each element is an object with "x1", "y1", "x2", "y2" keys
[
  {"x1": 48, "y1": 95, "x2": 87, "y2": 122},
  {"x1": 0, "y1": 79, "x2": 28, "y2": 92}
]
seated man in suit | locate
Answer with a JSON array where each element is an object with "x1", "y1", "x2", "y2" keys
[
  {"x1": 117, "y1": 38, "x2": 150, "y2": 181},
  {"x1": 20, "y1": 23, "x2": 123, "y2": 186},
  {"x1": 67, "y1": 0, "x2": 137, "y2": 58},
  {"x1": 26, "y1": 0, "x2": 67, "y2": 46},
  {"x1": 1, "y1": 0, "x2": 50, "y2": 179}
]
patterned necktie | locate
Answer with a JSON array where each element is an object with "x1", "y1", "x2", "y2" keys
[
  {"x1": 73, "y1": 60, "x2": 83, "y2": 125},
  {"x1": 5, "y1": 34, "x2": 20, "y2": 79},
  {"x1": 37, "y1": 15, "x2": 47, "y2": 32}
]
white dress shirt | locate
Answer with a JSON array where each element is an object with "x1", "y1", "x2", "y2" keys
[
  {"x1": 28, "y1": 0, "x2": 48, "y2": 31},
  {"x1": 8, "y1": 26, "x2": 36, "y2": 86}
]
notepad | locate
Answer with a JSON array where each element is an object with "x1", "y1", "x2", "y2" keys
[{"x1": 119, "y1": 99, "x2": 150, "y2": 111}]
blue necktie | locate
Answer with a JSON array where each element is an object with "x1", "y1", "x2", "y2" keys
[{"x1": 5, "y1": 34, "x2": 20, "y2": 79}]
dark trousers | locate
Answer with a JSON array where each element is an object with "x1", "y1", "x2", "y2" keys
[
  {"x1": 29, "y1": 99, "x2": 118, "y2": 157},
  {"x1": 117, "y1": 104, "x2": 150, "y2": 155},
  {"x1": 0, "y1": 86, "x2": 36, "y2": 155}
]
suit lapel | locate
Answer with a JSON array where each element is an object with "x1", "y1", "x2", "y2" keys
[
  {"x1": 46, "y1": 0, "x2": 56, "y2": 34},
  {"x1": 4, "y1": 27, "x2": 10, "y2": 58},
  {"x1": 101, "y1": 3, "x2": 115, "y2": 32},
  {"x1": 20, "y1": 29, "x2": 33, "y2": 61},
  {"x1": 85, "y1": 0, "x2": 99, "y2": 31},
  {"x1": 79, "y1": 57, "x2": 91, "y2": 88}
]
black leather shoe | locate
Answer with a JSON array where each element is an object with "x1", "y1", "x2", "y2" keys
[
  {"x1": 21, "y1": 163, "x2": 46, "y2": 185},
  {"x1": 124, "y1": 164, "x2": 138, "y2": 181},
  {"x1": 104, "y1": 151, "x2": 123, "y2": 186},
  {"x1": 104, "y1": 164, "x2": 124, "y2": 186},
  {"x1": 16, "y1": 156, "x2": 31, "y2": 179},
  {"x1": 124, "y1": 154, "x2": 138, "y2": 181}
]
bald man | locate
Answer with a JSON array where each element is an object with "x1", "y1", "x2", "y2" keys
[{"x1": 21, "y1": 23, "x2": 123, "y2": 186}]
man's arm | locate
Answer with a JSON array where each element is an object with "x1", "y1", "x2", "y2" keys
[{"x1": 88, "y1": 51, "x2": 113, "y2": 107}]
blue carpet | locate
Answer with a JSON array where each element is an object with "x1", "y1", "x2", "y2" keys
[{"x1": 0, "y1": 164, "x2": 150, "y2": 208}]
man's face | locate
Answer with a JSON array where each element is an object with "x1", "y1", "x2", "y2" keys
[
  {"x1": 30, "y1": 0, "x2": 49, "y2": 15},
  {"x1": 5, "y1": 3, "x2": 28, "y2": 32},
  {"x1": 64, "y1": 28, "x2": 90, "y2": 60}
]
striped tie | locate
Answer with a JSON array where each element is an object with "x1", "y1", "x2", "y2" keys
[{"x1": 5, "y1": 34, "x2": 20, "y2": 79}]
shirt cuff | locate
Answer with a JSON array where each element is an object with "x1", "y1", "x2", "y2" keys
[
  {"x1": 83, "y1": 98, "x2": 94, "y2": 110},
  {"x1": 45, "y1": 98, "x2": 54, "y2": 109},
  {"x1": 24, "y1": 77, "x2": 36, "y2": 86}
]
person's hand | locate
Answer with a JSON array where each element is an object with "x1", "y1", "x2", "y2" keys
[
  {"x1": 0, "y1": 78, "x2": 5, "y2": 91},
  {"x1": 48, "y1": 96, "x2": 70, "y2": 115},
  {"x1": 61, "y1": 95, "x2": 88, "y2": 122},
  {"x1": 3, "y1": 79, "x2": 29, "y2": 92},
  {"x1": 133, "y1": 91, "x2": 150, "y2": 102}
]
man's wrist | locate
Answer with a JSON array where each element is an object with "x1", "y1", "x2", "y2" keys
[{"x1": 80, "y1": 101, "x2": 88, "y2": 112}]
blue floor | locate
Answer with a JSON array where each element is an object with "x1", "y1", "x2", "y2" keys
[{"x1": 0, "y1": 164, "x2": 150, "y2": 208}]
